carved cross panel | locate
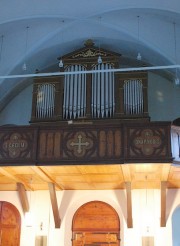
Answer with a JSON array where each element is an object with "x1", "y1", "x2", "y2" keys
[{"x1": 67, "y1": 131, "x2": 93, "y2": 157}]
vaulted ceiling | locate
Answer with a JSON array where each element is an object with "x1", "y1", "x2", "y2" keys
[{"x1": 0, "y1": 0, "x2": 180, "y2": 110}]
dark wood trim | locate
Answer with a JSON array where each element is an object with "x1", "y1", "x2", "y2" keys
[{"x1": 48, "y1": 182, "x2": 61, "y2": 228}]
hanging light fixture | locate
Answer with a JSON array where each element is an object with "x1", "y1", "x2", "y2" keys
[
  {"x1": 58, "y1": 58, "x2": 63, "y2": 68},
  {"x1": 22, "y1": 26, "x2": 29, "y2": 71},
  {"x1": 173, "y1": 22, "x2": 180, "y2": 85},
  {"x1": 0, "y1": 35, "x2": 4, "y2": 65},
  {"x1": 137, "y1": 16, "x2": 142, "y2": 61},
  {"x1": 58, "y1": 20, "x2": 64, "y2": 68},
  {"x1": 97, "y1": 17, "x2": 102, "y2": 64}
]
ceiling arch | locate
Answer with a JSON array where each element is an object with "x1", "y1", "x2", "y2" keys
[{"x1": 0, "y1": 1, "x2": 180, "y2": 109}]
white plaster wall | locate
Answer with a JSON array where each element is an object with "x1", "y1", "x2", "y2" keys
[
  {"x1": 0, "y1": 84, "x2": 33, "y2": 126},
  {"x1": 148, "y1": 73, "x2": 180, "y2": 122},
  {"x1": 0, "y1": 73, "x2": 180, "y2": 126},
  {"x1": 0, "y1": 189, "x2": 180, "y2": 246}
]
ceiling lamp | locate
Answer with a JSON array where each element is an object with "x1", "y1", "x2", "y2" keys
[
  {"x1": 173, "y1": 22, "x2": 180, "y2": 85},
  {"x1": 98, "y1": 54, "x2": 102, "y2": 64},
  {"x1": 0, "y1": 35, "x2": 4, "y2": 65},
  {"x1": 22, "y1": 26, "x2": 30, "y2": 71},
  {"x1": 97, "y1": 17, "x2": 102, "y2": 64},
  {"x1": 137, "y1": 16, "x2": 142, "y2": 61},
  {"x1": 58, "y1": 20, "x2": 64, "y2": 68},
  {"x1": 58, "y1": 58, "x2": 64, "y2": 68}
]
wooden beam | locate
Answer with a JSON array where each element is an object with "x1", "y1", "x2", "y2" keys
[
  {"x1": 0, "y1": 167, "x2": 32, "y2": 190},
  {"x1": 125, "y1": 182, "x2": 133, "y2": 228},
  {"x1": 31, "y1": 166, "x2": 63, "y2": 190},
  {"x1": 48, "y1": 182, "x2": 61, "y2": 228},
  {"x1": 121, "y1": 164, "x2": 131, "y2": 182},
  {"x1": 160, "y1": 181, "x2": 167, "y2": 227},
  {"x1": 161, "y1": 164, "x2": 171, "y2": 181},
  {"x1": 17, "y1": 182, "x2": 29, "y2": 213}
]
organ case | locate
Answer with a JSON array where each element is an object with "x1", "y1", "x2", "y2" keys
[{"x1": 30, "y1": 40, "x2": 149, "y2": 124}]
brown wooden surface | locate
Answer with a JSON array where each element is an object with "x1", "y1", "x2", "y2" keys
[
  {"x1": 48, "y1": 182, "x2": 61, "y2": 228},
  {"x1": 125, "y1": 182, "x2": 133, "y2": 228},
  {"x1": 160, "y1": 181, "x2": 167, "y2": 227},
  {"x1": 0, "y1": 122, "x2": 178, "y2": 191},
  {"x1": 0, "y1": 163, "x2": 179, "y2": 191},
  {"x1": 72, "y1": 201, "x2": 120, "y2": 246},
  {"x1": 0, "y1": 122, "x2": 172, "y2": 165},
  {"x1": 0, "y1": 201, "x2": 21, "y2": 246},
  {"x1": 17, "y1": 182, "x2": 29, "y2": 213}
]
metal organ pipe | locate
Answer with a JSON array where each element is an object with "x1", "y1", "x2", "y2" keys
[
  {"x1": 92, "y1": 63, "x2": 115, "y2": 118},
  {"x1": 36, "y1": 83, "x2": 55, "y2": 119},
  {"x1": 123, "y1": 79, "x2": 143, "y2": 115},
  {"x1": 63, "y1": 65, "x2": 86, "y2": 119}
]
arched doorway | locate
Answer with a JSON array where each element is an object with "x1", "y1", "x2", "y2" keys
[
  {"x1": 72, "y1": 201, "x2": 120, "y2": 246},
  {"x1": 0, "y1": 201, "x2": 21, "y2": 246}
]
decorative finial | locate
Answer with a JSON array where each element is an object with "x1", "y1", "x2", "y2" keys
[{"x1": 84, "y1": 39, "x2": 94, "y2": 47}]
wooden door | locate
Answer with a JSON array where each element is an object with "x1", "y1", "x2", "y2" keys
[
  {"x1": 0, "y1": 201, "x2": 21, "y2": 246},
  {"x1": 72, "y1": 201, "x2": 120, "y2": 246}
]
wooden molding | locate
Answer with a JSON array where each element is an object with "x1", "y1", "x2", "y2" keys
[
  {"x1": 125, "y1": 182, "x2": 133, "y2": 228},
  {"x1": 48, "y1": 182, "x2": 61, "y2": 228},
  {"x1": 160, "y1": 181, "x2": 167, "y2": 227},
  {"x1": 17, "y1": 182, "x2": 29, "y2": 213}
]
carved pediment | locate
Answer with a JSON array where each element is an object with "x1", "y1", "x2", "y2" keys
[{"x1": 58, "y1": 39, "x2": 121, "y2": 65}]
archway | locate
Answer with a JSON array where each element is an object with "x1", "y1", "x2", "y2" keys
[
  {"x1": 72, "y1": 201, "x2": 120, "y2": 246},
  {"x1": 0, "y1": 201, "x2": 21, "y2": 246}
]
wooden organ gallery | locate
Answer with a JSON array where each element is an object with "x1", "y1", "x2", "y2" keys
[{"x1": 0, "y1": 40, "x2": 178, "y2": 246}]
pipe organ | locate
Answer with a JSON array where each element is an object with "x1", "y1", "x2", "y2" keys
[
  {"x1": 30, "y1": 40, "x2": 149, "y2": 124},
  {"x1": 123, "y1": 79, "x2": 143, "y2": 115},
  {"x1": 36, "y1": 83, "x2": 56, "y2": 119},
  {"x1": 92, "y1": 63, "x2": 115, "y2": 118},
  {"x1": 63, "y1": 65, "x2": 87, "y2": 120}
]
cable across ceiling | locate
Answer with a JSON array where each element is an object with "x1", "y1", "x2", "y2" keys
[{"x1": 0, "y1": 64, "x2": 179, "y2": 80}]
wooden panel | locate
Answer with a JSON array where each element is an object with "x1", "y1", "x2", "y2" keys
[
  {"x1": 0, "y1": 163, "x2": 180, "y2": 191},
  {"x1": 125, "y1": 122, "x2": 172, "y2": 163},
  {"x1": 38, "y1": 125, "x2": 123, "y2": 163},
  {"x1": 0, "y1": 202, "x2": 21, "y2": 246},
  {"x1": 0, "y1": 122, "x2": 172, "y2": 165},
  {"x1": 73, "y1": 201, "x2": 120, "y2": 231},
  {"x1": 72, "y1": 201, "x2": 120, "y2": 246},
  {"x1": 0, "y1": 127, "x2": 37, "y2": 164}
]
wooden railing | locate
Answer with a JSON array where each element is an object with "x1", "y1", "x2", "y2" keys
[{"x1": 0, "y1": 122, "x2": 172, "y2": 166}]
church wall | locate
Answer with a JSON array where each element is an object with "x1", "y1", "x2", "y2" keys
[
  {"x1": 0, "y1": 73, "x2": 180, "y2": 126},
  {"x1": 148, "y1": 72, "x2": 180, "y2": 122},
  {"x1": 0, "y1": 84, "x2": 33, "y2": 126},
  {"x1": 0, "y1": 188, "x2": 179, "y2": 246}
]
